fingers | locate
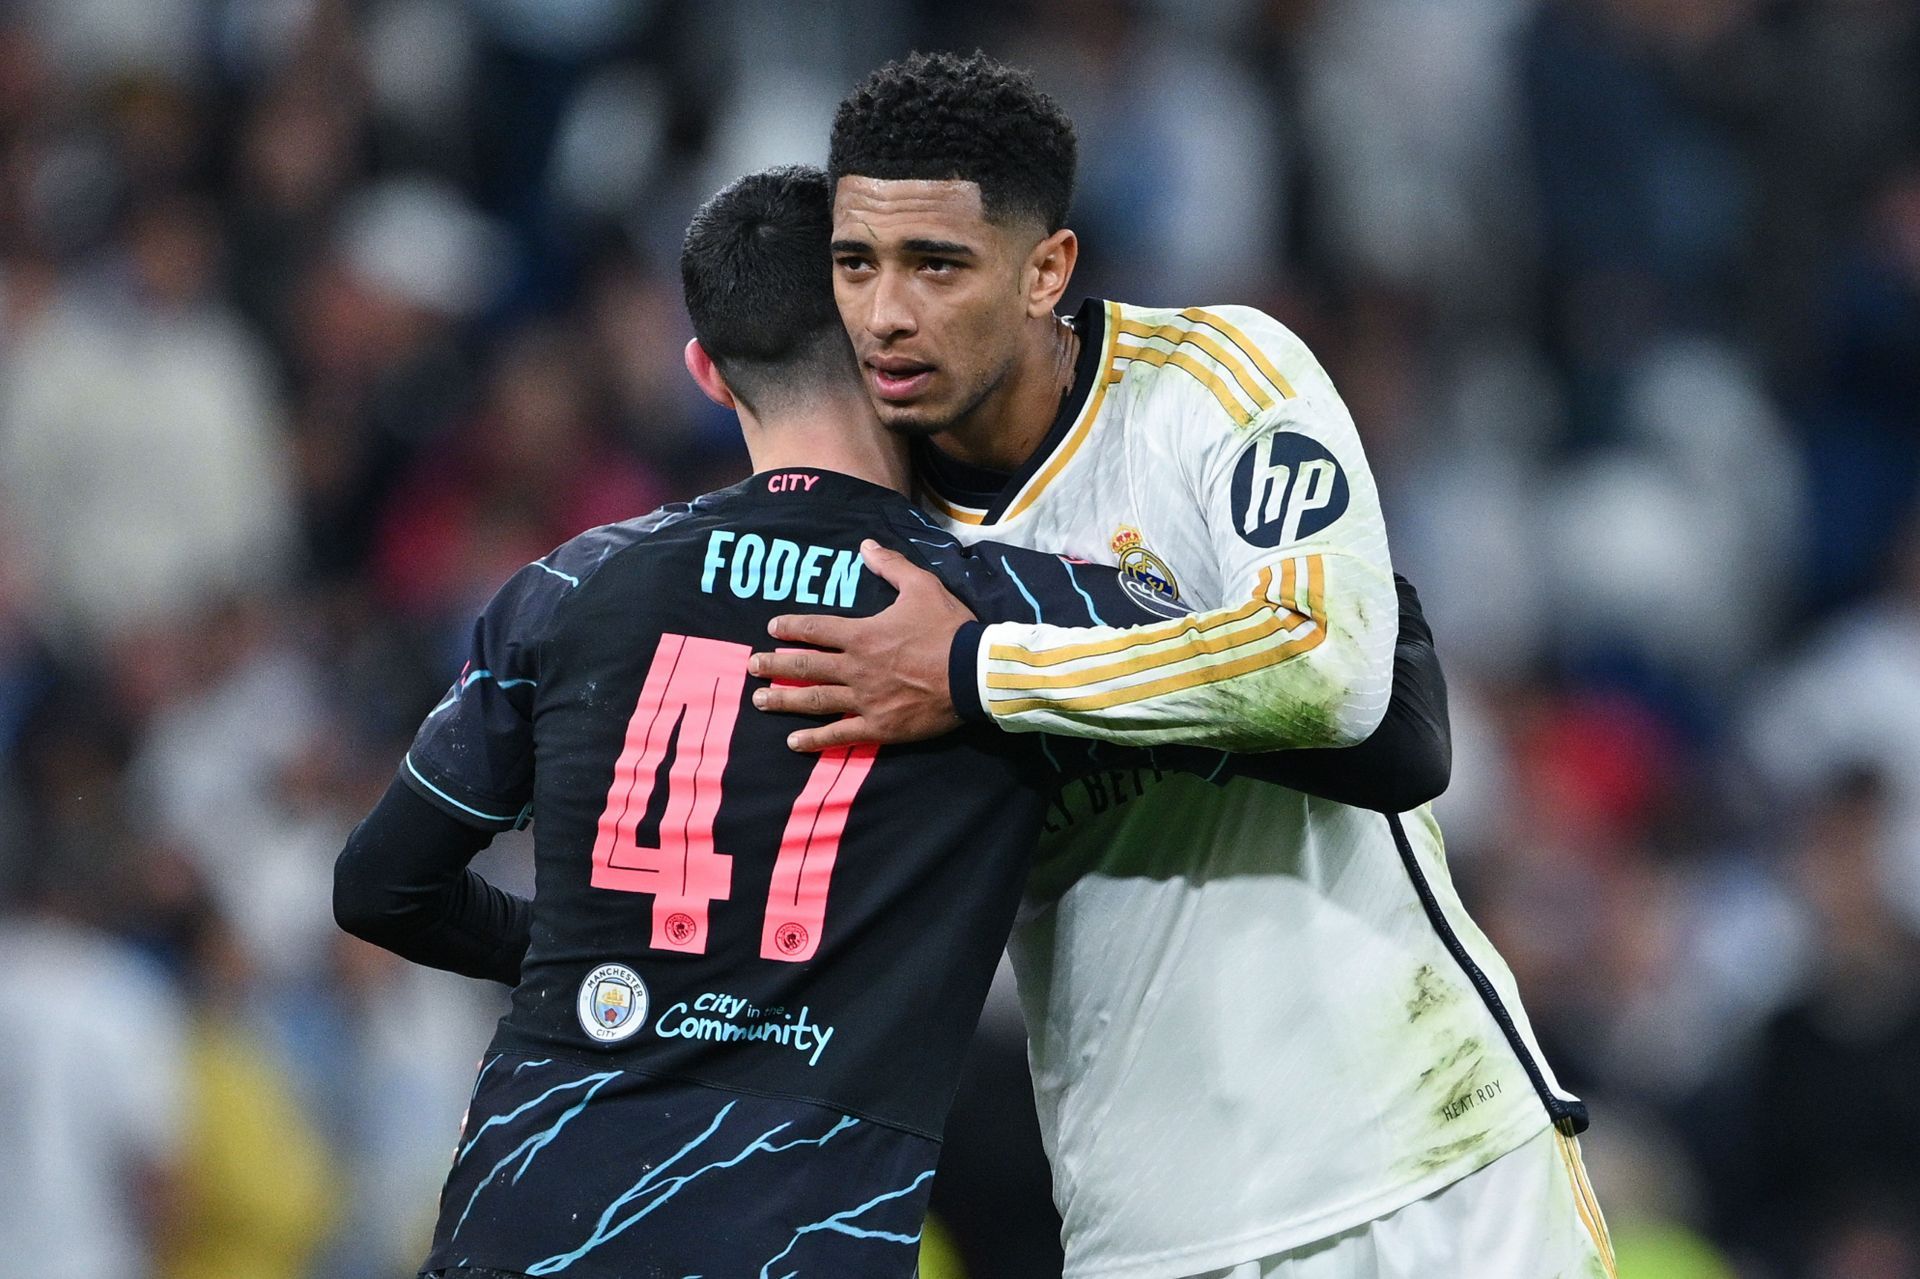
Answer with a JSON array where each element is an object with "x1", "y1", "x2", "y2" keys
[
  {"x1": 785, "y1": 716, "x2": 880, "y2": 753},
  {"x1": 766, "y1": 611, "x2": 857, "y2": 648},
  {"x1": 753, "y1": 682, "x2": 858, "y2": 718},
  {"x1": 859, "y1": 539, "x2": 934, "y2": 592},
  {"x1": 749, "y1": 647, "x2": 849, "y2": 686}
]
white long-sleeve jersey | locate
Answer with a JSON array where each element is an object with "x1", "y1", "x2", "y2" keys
[{"x1": 927, "y1": 299, "x2": 1580, "y2": 1278}]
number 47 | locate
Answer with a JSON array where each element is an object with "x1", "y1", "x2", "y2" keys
[{"x1": 588, "y1": 633, "x2": 876, "y2": 964}]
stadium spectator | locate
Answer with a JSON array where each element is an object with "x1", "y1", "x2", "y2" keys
[{"x1": 0, "y1": 835, "x2": 188, "y2": 1279}]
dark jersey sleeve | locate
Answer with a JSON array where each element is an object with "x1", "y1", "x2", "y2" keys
[
  {"x1": 404, "y1": 511, "x2": 688, "y2": 829},
  {"x1": 341, "y1": 553, "x2": 570, "y2": 983},
  {"x1": 890, "y1": 506, "x2": 1450, "y2": 811},
  {"x1": 349, "y1": 512, "x2": 688, "y2": 981},
  {"x1": 333, "y1": 776, "x2": 529, "y2": 984},
  {"x1": 402, "y1": 560, "x2": 569, "y2": 830}
]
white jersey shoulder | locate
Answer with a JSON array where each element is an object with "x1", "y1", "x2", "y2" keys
[{"x1": 963, "y1": 300, "x2": 1397, "y2": 751}]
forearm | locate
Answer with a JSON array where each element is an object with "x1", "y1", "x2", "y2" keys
[
  {"x1": 1223, "y1": 600, "x2": 1449, "y2": 809},
  {"x1": 960, "y1": 552, "x2": 1395, "y2": 750},
  {"x1": 333, "y1": 776, "x2": 532, "y2": 985}
]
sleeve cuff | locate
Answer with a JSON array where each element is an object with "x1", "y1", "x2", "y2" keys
[
  {"x1": 948, "y1": 620, "x2": 988, "y2": 724},
  {"x1": 400, "y1": 754, "x2": 532, "y2": 832}
]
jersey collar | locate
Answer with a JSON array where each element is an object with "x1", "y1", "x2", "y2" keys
[
  {"x1": 916, "y1": 297, "x2": 1114, "y2": 526},
  {"x1": 738, "y1": 467, "x2": 907, "y2": 507}
]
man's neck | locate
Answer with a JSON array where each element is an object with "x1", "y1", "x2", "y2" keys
[
  {"x1": 743, "y1": 393, "x2": 913, "y2": 495},
  {"x1": 929, "y1": 309, "x2": 1080, "y2": 474}
]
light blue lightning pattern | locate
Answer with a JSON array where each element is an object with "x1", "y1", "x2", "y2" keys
[
  {"x1": 1060, "y1": 560, "x2": 1107, "y2": 624},
  {"x1": 470, "y1": 1055, "x2": 504, "y2": 1097},
  {"x1": 457, "y1": 1073, "x2": 618, "y2": 1162},
  {"x1": 449, "y1": 1070, "x2": 620, "y2": 1241},
  {"x1": 430, "y1": 667, "x2": 539, "y2": 716},
  {"x1": 757, "y1": 1168, "x2": 937, "y2": 1279},
  {"x1": 513, "y1": 1058, "x2": 552, "y2": 1076},
  {"x1": 524, "y1": 1106, "x2": 860, "y2": 1274},
  {"x1": 907, "y1": 508, "x2": 953, "y2": 538},
  {"x1": 999, "y1": 556, "x2": 1042, "y2": 622},
  {"x1": 532, "y1": 560, "x2": 581, "y2": 587}
]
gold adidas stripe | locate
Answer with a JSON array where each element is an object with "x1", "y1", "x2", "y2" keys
[
  {"x1": 986, "y1": 558, "x2": 1319, "y2": 693},
  {"x1": 988, "y1": 625, "x2": 1326, "y2": 715},
  {"x1": 1570, "y1": 1137, "x2": 1618, "y2": 1276},
  {"x1": 987, "y1": 558, "x2": 1326, "y2": 711},
  {"x1": 1555, "y1": 1133, "x2": 1618, "y2": 1278},
  {"x1": 1116, "y1": 318, "x2": 1274, "y2": 414},
  {"x1": 1113, "y1": 341, "x2": 1252, "y2": 426},
  {"x1": 1179, "y1": 307, "x2": 1297, "y2": 401},
  {"x1": 986, "y1": 605, "x2": 1312, "y2": 692},
  {"x1": 988, "y1": 567, "x2": 1279, "y2": 669}
]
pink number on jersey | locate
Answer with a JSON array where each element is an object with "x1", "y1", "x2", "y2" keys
[
  {"x1": 589, "y1": 632, "x2": 748, "y2": 953},
  {"x1": 760, "y1": 742, "x2": 878, "y2": 963}
]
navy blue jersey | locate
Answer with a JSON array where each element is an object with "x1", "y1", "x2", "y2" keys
[{"x1": 403, "y1": 468, "x2": 1233, "y2": 1278}]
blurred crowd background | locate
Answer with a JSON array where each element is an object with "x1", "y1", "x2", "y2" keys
[{"x1": 0, "y1": 1, "x2": 1914, "y2": 1277}]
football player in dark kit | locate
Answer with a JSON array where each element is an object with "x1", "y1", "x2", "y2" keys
[{"x1": 332, "y1": 166, "x2": 1452, "y2": 1279}]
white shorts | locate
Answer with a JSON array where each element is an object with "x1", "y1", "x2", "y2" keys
[{"x1": 1186, "y1": 1127, "x2": 1616, "y2": 1279}]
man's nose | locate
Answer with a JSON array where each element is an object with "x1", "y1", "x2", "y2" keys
[{"x1": 865, "y1": 268, "x2": 917, "y2": 341}]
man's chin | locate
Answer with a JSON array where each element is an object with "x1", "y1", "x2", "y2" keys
[{"x1": 873, "y1": 401, "x2": 952, "y2": 438}]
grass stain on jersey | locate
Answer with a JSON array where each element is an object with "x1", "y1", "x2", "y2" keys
[
  {"x1": 1405, "y1": 1133, "x2": 1490, "y2": 1176},
  {"x1": 1402, "y1": 1032, "x2": 1505, "y2": 1176},
  {"x1": 1406, "y1": 963, "x2": 1454, "y2": 1022},
  {"x1": 1416, "y1": 1037, "x2": 1487, "y2": 1105}
]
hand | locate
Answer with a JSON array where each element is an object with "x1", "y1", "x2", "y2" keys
[{"x1": 748, "y1": 540, "x2": 976, "y2": 751}]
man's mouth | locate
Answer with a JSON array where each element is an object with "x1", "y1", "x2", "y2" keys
[{"x1": 866, "y1": 357, "x2": 935, "y2": 401}]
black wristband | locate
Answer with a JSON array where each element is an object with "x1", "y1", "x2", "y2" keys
[{"x1": 948, "y1": 620, "x2": 988, "y2": 723}]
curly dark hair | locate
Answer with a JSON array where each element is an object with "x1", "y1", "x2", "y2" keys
[
  {"x1": 829, "y1": 51, "x2": 1077, "y2": 232},
  {"x1": 679, "y1": 165, "x2": 853, "y2": 409}
]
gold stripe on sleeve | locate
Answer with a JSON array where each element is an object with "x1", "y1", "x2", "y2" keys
[
  {"x1": 985, "y1": 604, "x2": 1311, "y2": 692},
  {"x1": 1116, "y1": 318, "x2": 1274, "y2": 414},
  {"x1": 1179, "y1": 307, "x2": 1297, "y2": 401},
  {"x1": 987, "y1": 623, "x2": 1327, "y2": 715},
  {"x1": 988, "y1": 569, "x2": 1277, "y2": 669},
  {"x1": 1112, "y1": 342, "x2": 1253, "y2": 426},
  {"x1": 986, "y1": 556, "x2": 1327, "y2": 706}
]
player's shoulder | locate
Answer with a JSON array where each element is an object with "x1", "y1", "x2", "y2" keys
[
  {"x1": 533, "y1": 499, "x2": 702, "y2": 591},
  {"x1": 1105, "y1": 300, "x2": 1330, "y2": 432}
]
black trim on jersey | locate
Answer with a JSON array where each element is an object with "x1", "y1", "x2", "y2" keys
[
  {"x1": 948, "y1": 619, "x2": 988, "y2": 722},
  {"x1": 915, "y1": 297, "x2": 1108, "y2": 523},
  {"x1": 1386, "y1": 813, "x2": 1589, "y2": 1134}
]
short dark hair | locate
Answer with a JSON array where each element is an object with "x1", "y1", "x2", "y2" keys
[
  {"x1": 679, "y1": 164, "x2": 852, "y2": 409},
  {"x1": 829, "y1": 51, "x2": 1077, "y2": 233}
]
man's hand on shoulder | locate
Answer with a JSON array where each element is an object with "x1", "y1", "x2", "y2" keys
[{"x1": 750, "y1": 540, "x2": 975, "y2": 751}]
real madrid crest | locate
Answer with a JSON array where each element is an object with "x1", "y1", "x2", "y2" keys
[
  {"x1": 1111, "y1": 526, "x2": 1187, "y2": 619},
  {"x1": 577, "y1": 962, "x2": 649, "y2": 1044}
]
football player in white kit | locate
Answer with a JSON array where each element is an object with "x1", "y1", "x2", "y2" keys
[{"x1": 753, "y1": 53, "x2": 1615, "y2": 1279}]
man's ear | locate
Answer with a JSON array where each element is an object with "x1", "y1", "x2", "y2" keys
[
  {"x1": 684, "y1": 339, "x2": 736, "y2": 409},
  {"x1": 1024, "y1": 228, "x2": 1078, "y2": 319}
]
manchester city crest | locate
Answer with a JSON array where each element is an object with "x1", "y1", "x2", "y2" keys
[{"x1": 576, "y1": 962, "x2": 649, "y2": 1044}]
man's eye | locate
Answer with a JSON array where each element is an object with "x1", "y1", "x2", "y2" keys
[
  {"x1": 835, "y1": 256, "x2": 873, "y2": 273},
  {"x1": 920, "y1": 259, "x2": 960, "y2": 275}
]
